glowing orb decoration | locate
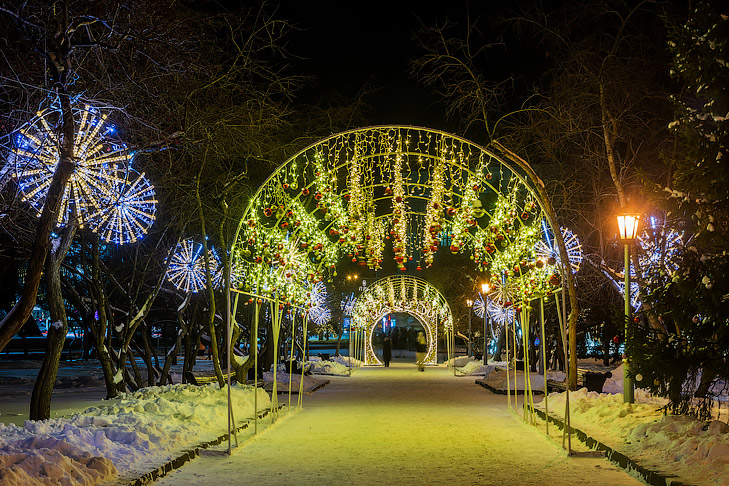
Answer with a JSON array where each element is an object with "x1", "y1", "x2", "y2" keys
[
  {"x1": 10, "y1": 102, "x2": 156, "y2": 243},
  {"x1": 536, "y1": 221, "x2": 583, "y2": 273},
  {"x1": 88, "y1": 171, "x2": 156, "y2": 244},
  {"x1": 166, "y1": 239, "x2": 222, "y2": 293}
]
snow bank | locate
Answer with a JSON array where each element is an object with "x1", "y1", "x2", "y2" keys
[
  {"x1": 329, "y1": 355, "x2": 363, "y2": 368},
  {"x1": 458, "y1": 361, "x2": 492, "y2": 376},
  {"x1": 308, "y1": 360, "x2": 350, "y2": 376},
  {"x1": 0, "y1": 383, "x2": 269, "y2": 485},
  {"x1": 444, "y1": 356, "x2": 476, "y2": 367},
  {"x1": 543, "y1": 388, "x2": 729, "y2": 485}
]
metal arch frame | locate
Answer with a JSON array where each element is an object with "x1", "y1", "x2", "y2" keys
[
  {"x1": 225, "y1": 125, "x2": 580, "y2": 384},
  {"x1": 229, "y1": 126, "x2": 555, "y2": 283},
  {"x1": 351, "y1": 275, "x2": 452, "y2": 366}
]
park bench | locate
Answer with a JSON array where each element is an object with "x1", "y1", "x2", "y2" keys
[{"x1": 546, "y1": 368, "x2": 612, "y2": 393}]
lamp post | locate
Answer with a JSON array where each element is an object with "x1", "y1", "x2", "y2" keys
[
  {"x1": 481, "y1": 282, "x2": 490, "y2": 365},
  {"x1": 617, "y1": 212, "x2": 640, "y2": 404},
  {"x1": 466, "y1": 299, "x2": 473, "y2": 356}
]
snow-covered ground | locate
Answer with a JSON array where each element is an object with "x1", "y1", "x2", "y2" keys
[
  {"x1": 155, "y1": 362, "x2": 641, "y2": 486},
  {"x1": 0, "y1": 383, "x2": 270, "y2": 485},
  {"x1": 539, "y1": 365, "x2": 729, "y2": 486}
]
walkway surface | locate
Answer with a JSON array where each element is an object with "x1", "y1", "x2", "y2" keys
[{"x1": 157, "y1": 362, "x2": 643, "y2": 486}]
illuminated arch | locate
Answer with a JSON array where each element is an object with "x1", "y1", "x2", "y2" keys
[
  {"x1": 230, "y1": 126, "x2": 566, "y2": 307},
  {"x1": 351, "y1": 275, "x2": 452, "y2": 366}
]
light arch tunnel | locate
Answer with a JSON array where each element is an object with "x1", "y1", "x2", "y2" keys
[
  {"x1": 228, "y1": 125, "x2": 570, "y2": 347},
  {"x1": 351, "y1": 275, "x2": 452, "y2": 366}
]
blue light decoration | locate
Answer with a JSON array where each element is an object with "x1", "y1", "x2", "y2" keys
[
  {"x1": 9, "y1": 103, "x2": 156, "y2": 243},
  {"x1": 637, "y1": 219, "x2": 682, "y2": 278},
  {"x1": 606, "y1": 218, "x2": 682, "y2": 311},
  {"x1": 535, "y1": 221, "x2": 583, "y2": 273},
  {"x1": 165, "y1": 239, "x2": 223, "y2": 293},
  {"x1": 88, "y1": 170, "x2": 157, "y2": 244}
]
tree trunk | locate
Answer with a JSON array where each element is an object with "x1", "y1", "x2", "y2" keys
[
  {"x1": 195, "y1": 159, "x2": 224, "y2": 387},
  {"x1": 30, "y1": 222, "x2": 76, "y2": 420},
  {"x1": 0, "y1": 91, "x2": 76, "y2": 351}
]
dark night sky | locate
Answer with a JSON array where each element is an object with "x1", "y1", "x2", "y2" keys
[{"x1": 278, "y1": 1, "x2": 544, "y2": 132}]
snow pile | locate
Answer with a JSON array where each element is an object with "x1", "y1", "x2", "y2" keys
[
  {"x1": 444, "y1": 356, "x2": 477, "y2": 367},
  {"x1": 0, "y1": 383, "x2": 269, "y2": 485},
  {"x1": 329, "y1": 355, "x2": 362, "y2": 368},
  {"x1": 0, "y1": 438, "x2": 115, "y2": 486},
  {"x1": 458, "y1": 361, "x2": 493, "y2": 376},
  {"x1": 308, "y1": 360, "x2": 350, "y2": 376},
  {"x1": 543, "y1": 388, "x2": 729, "y2": 485},
  {"x1": 600, "y1": 364, "x2": 627, "y2": 394}
]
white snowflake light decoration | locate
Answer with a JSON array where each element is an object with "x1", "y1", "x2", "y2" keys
[
  {"x1": 88, "y1": 171, "x2": 156, "y2": 244},
  {"x1": 535, "y1": 221, "x2": 583, "y2": 273},
  {"x1": 487, "y1": 298, "x2": 516, "y2": 325},
  {"x1": 166, "y1": 239, "x2": 222, "y2": 293},
  {"x1": 473, "y1": 292, "x2": 486, "y2": 319},
  {"x1": 10, "y1": 103, "x2": 156, "y2": 243},
  {"x1": 307, "y1": 281, "x2": 332, "y2": 326},
  {"x1": 340, "y1": 292, "x2": 356, "y2": 316},
  {"x1": 638, "y1": 221, "x2": 682, "y2": 276}
]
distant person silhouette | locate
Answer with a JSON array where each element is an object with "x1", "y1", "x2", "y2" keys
[
  {"x1": 383, "y1": 335, "x2": 392, "y2": 367},
  {"x1": 415, "y1": 331, "x2": 427, "y2": 371}
]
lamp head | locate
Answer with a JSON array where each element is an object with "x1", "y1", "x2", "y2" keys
[
  {"x1": 466, "y1": 299, "x2": 473, "y2": 307},
  {"x1": 617, "y1": 213, "x2": 641, "y2": 241},
  {"x1": 481, "y1": 282, "x2": 490, "y2": 294}
]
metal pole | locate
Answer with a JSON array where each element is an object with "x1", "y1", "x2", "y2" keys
[
  {"x1": 226, "y1": 276, "x2": 232, "y2": 454},
  {"x1": 483, "y1": 309, "x2": 488, "y2": 365},
  {"x1": 555, "y1": 291, "x2": 572, "y2": 454},
  {"x1": 505, "y1": 319, "x2": 511, "y2": 410},
  {"x1": 288, "y1": 310, "x2": 294, "y2": 409},
  {"x1": 540, "y1": 297, "x2": 548, "y2": 435},
  {"x1": 253, "y1": 300, "x2": 260, "y2": 434},
  {"x1": 468, "y1": 305, "x2": 472, "y2": 357},
  {"x1": 624, "y1": 243, "x2": 635, "y2": 403}
]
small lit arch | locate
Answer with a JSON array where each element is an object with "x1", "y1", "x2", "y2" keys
[{"x1": 351, "y1": 275, "x2": 452, "y2": 366}]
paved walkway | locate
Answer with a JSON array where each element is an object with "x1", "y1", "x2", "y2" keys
[{"x1": 157, "y1": 362, "x2": 642, "y2": 486}]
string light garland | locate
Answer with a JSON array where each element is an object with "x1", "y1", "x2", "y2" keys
[{"x1": 231, "y1": 126, "x2": 564, "y2": 306}]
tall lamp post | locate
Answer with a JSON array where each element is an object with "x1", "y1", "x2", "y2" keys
[
  {"x1": 481, "y1": 282, "x2": 490, "y2": 365},
  {"x1": 617, "y1": 212, "x2": 640, "y2": 404},
  {"x1": 466, "y1": 299, "x2": 473, "y2": 356}
]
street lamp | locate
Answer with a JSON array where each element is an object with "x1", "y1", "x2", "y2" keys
[
  {"x1": 466, "y1": 299, "x2": 473, "y2": 356},
  {"x1": 617, "y1": 212, "x2": 640, "y2": 404},
  {"x1": 481, "y1": 282, "x2": 490, "y2": 365}
]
